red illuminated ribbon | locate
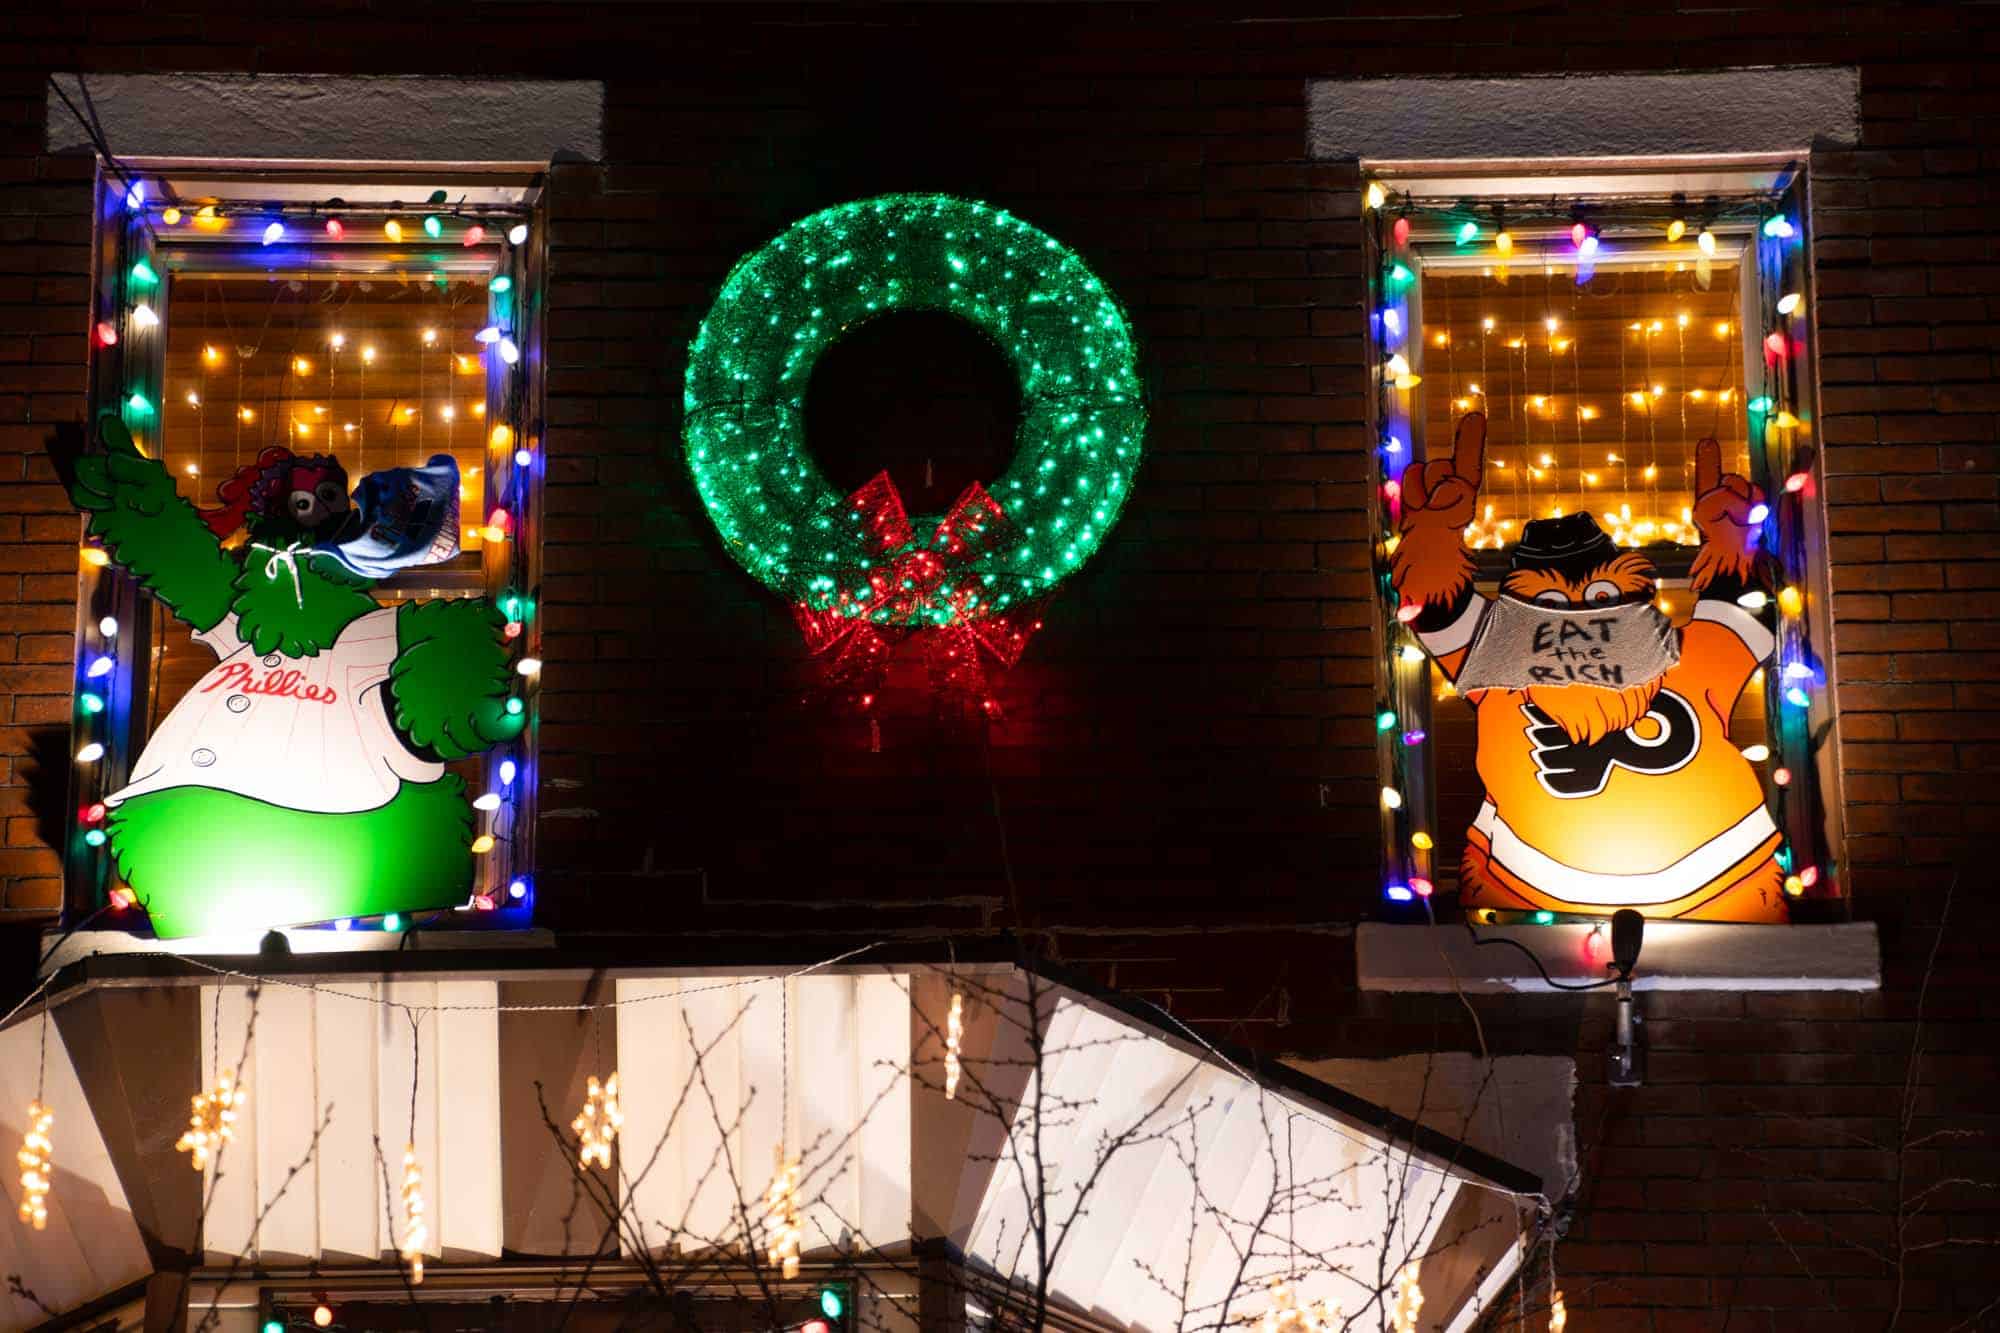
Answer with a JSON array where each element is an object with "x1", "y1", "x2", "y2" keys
[{"x1": 793, "y1": 472, "x2": 1043, "y2": 708}]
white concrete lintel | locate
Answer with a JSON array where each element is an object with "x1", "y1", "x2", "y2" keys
[
  {"x1": 1358, "y1": 921, "x2": 1879, "y2": 993},
  {"x1": 38, "y1": 925, "x2": 557, "y2": 977},
  {"x1": 1310, "y1": 66, "x2": 1859, "y2": 162}
]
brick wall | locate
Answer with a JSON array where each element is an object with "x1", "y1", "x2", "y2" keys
[{"x1": 2, "y1": 5, "x2": 1996, "y2": 1327}]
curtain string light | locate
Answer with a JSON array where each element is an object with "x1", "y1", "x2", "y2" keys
[{"x1": 943, "y1": 990, "x2": 964, "y2": 1101}]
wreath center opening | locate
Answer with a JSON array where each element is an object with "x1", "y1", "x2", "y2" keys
[{"x1": 803, "y1": 310, "x2": 1021, "y2": 507}]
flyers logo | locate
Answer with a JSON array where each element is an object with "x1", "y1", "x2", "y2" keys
[{"x1": 1522, "y1": 689, "x2": 1700, "y2": 799}]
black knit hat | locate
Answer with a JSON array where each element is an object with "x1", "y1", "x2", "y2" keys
[{"x1": 1511, "y1": 512, "x2": 1616, "y2": 580}]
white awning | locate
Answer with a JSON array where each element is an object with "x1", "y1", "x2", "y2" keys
[{"x1": 0, "y1": 952, "x2": 1540, "y2": 1332}]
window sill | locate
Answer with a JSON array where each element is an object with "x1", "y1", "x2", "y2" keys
[{"x1": 1357, "y1": 920, "x2": 1879, "y2": 993}]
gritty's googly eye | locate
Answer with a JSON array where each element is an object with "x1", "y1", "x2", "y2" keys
[
  {"x1": 1534, "y1": 590, "x2": 1570, "y2": 608},
  {"x1": 1583, "y1": 579, "x2": 1622, "y2": 605},
  {"x1": 291, "y1": 494, "x2": 315, "y2": 514}
]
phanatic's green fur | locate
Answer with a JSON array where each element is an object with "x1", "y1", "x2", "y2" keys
[
  {"x1": 69, "y1": 418, "x2": 237, "y2": 632},
  {"x1": 106, "y1": 777, "x2": 473, "y2": 938},
  {"x1": 391, "y1": 599, "x2": 527, "y2": 759}
]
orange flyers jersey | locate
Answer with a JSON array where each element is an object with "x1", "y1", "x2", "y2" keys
[{"x1": 1419, "y1": 596, "x2": 1783, "y2": 920}]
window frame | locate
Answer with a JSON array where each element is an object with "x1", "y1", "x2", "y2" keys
[
  {"x1": 65, "y1": 164, "x2": 547, "y2": 930},
  {"x1": 1364, "y1": 162, "x2": 1846, "y2": 922}
]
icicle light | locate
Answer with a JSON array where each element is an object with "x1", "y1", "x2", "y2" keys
[
  {"x1": 573, "y1": 1072, "x2": 623, "y2": 1170},
  {"x1": 765, "y1": 1150, "x2": 803, "y2": 1279},
  {"x1": 1390, "y1": 1263, "x2": 1424, "y2": 1333},
  {"x1": 400, "y1": 1144, "x2": 428, "y2": 1284},
  {"x1": 16, "y1": 1101, "x2": 52, "y2": 1230},
  {"x1": 175, "y1": 1069, "x2": 245, "y2": 1171},
  {"x1": 944, "y1": 991, "x2": 965, "y2": 1100}
]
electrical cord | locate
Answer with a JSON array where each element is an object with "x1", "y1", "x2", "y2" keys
[{"x1": 1461, "y1": 919, "x2": 1624, "y2": 991}]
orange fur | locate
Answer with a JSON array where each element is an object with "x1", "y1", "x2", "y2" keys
[
  {"x1": 1524, "y1": 675, "x2": 1666, "y2": 746},
  {"x1": 1689, "y1": 535, "x2": 1755, "y2": 593},
  {"x1": 1390, "y1": 523, "x2": 1475, "y2": 610}
]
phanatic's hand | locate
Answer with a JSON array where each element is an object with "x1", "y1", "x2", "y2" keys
[
  {"x1": 389, "y1": 598, "x2": 528, "y2": 761},
  {"x1": 63, "y1": 413, "x2": 235, "y2": 632}
]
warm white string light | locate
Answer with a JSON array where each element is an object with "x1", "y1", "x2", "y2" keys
[
  {"x1": 16, "y1": 1101, "x2": 52, "y2": 1230},
  {"x1": 943, "y1": 991, "x2": 964, "y2": 1100},
  {"x1": 764, "y1": 1148, "x2": 802, "y2": 1279},
  {"x1": 573, "y1": 1072, "x2": 623, "y2": 1170},
  {"x1": 175, "y1": 1069, "x2": 245, "y2": 1171},
  {"x1": 400, "y1": 1143, "x2": 428, "y2": 1283},
  {"x1": 1549, "y1": 1287, "x2": 1568, "y2": 1332}
]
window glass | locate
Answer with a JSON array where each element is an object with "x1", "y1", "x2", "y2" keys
[{"x1": 1414, "y1": 258, "x2": 1749, "y2": 554}]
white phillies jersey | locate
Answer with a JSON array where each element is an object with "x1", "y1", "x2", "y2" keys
[{"x1": 107, "y1": 608, "x2": 444, "y2": 815}]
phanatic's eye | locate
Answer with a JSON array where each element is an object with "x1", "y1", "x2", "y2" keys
[{"x1": 1583, "y1": 579, "x2": 1622, "y2": 605}]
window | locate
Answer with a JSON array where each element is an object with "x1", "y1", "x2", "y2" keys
[
  {"x1": 67, "y1": 171, "x2": 543, "y2": 930},
  {"x1": 1366, "y1": 166, "x2": 1839, "y2": 924}
]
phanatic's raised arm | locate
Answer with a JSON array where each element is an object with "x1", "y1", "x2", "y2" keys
[
  {"x1": 63, "y1": 413, "x2": 236, "y2": 632},
  {"x1": 389, "y1": 598, "x2": 528, "y2": 761}
]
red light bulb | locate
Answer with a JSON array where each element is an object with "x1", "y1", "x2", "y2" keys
[
  {"x1": 324, "y1": 217, "x2": 344, "y2": 239},
  {"x1": 1392, "y1": 216, "x2": 1411, "y2": 248},
  {"x1": 463, "y1": 225, "x2": 486, "y2": 247},
  {"x1": 1799, "y1": 865, "x2": 1820, "y2": 888},
  {"x1": 1570, "y1": 222, "x2": 1587, "y2": 248},
  {"x1": 1764, "y1": 331, "x2": 1789, "y2": 361},
  {"x1": 1784, "y1": 471, "x2": 1809, "y2": 494},
  {"x1": 95, "y1": 321, "x2": 118, "y2": 347}
]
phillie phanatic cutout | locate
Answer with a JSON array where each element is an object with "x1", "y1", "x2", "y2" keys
[
  {"x1": 61, "y1": 415, "x2": 524, "y2": 937},
  {"x1": 1393, "y1": 413, "x2": 1782, "y2": 921}
]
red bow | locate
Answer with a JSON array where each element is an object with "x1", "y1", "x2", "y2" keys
[{"x1": 793, "y1": 472, "x2": 1043, "y2": 708}]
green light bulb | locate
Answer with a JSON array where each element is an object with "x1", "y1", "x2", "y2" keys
[
  {"x1": 1532, "y1": 910, "x2": 1555, "y2": 925},
  {"x1": 1375, "y1": 709, "x2": 1397, "y2": 732},
  {"x1": 382, "y1": 913, "x2": 403, "y2": 933},
  {"x1": 79, "y1": 692, "x2": 104, "y2": 714},
  {"x1": 130, "y1": 258, "x2": 159, "y2": 286},
  {"x1": 819, "y1": 1287, "x2": 845, "y2": 1319},
  {"x1": 126, "y1": 392, "x2": 153, "y2": 416},
  {"x1": 423, "y1": 215, "x2": 442, "y2": 239}
]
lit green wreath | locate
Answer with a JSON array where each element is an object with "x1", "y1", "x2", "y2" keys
[{"x1": 683, "y1": 193, "x2": 1145, "y2": 629}]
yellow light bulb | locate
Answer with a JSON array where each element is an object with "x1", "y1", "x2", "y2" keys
[
  {"x1": 490, "y1": 424, "x2": 514, "y2": 450},
  {"x1": 1666, "y1": 219, "x2": 1686, "y2": 242},
  {"x1": 293, "y1": 357, "x2": 311, "y2": 375},
  {"x1": 1774, "y1": 411, "x2": 1800, "y2": 429},
  {"x1": 1783, "y1": 874, "x2": 1804, "y2": 897},
  {"x1": 81, "y1": 547, "x2": 110, "y2": 568},
  {"x1": 471, "y1": 834, "x2": 496, "y2": 854},
  {"x1": 384, "y1": 219, "x2": 404, "y2": 242},
  {"x1": 1364, "y1": 182, "x2": 1386, "y2": 211},
  {"x1": 1494, "y1": 230, "x2": 1513, "y2": 256},
  {"x1": 1778, "y1": 586, "x2": 1804, "y2": 617},
  {"x1": 1411, "y1": 832, "x2": 1433, "y2": 851}
]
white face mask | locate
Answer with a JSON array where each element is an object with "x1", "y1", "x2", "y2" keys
[{"x1": 1456, "y1": 595, "x2": 1681, "y2": 693}]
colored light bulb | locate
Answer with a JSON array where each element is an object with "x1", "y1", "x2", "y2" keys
[
  {"x1": 1532, "y1": 910, "x2": 1556, "y2": 925},
  {"x1": 1380, "y1": 786, "x2": 1403, "y2": 810},
  {"x1": 130, "y1": 304, "x2": 159, "y2": 329},
  {"x1": 1411, "y1": 831, "x2": 1434, "y2": 851},
  {"x1": 515, "y1": 657, "x2": 542, "y2": 677},
  {"x1": 81, "y1": 547, "x2": 109, "y2": 568},
  {"x1": 382, "y1": 913, "x2": 403, "y2": 932},
  {"x1": 1748, "y1": 502, "x2": 1770, "y2": 524},
  {"x1": 130, "y1": 259, "x2": 158, "y2": 286},
  {"x1": 98, "y1": 616, "x2": 117, "y2": 637},
  {"x1": 1747, "y1": 395, "x2": 1774, "y2": 412},
  {"x1": 95, "y1": 321, "x2": 117, "y2": 347},
  {"x1": 334, "y1": 918, "x2": 353, "y2": 932},
  {"x1": 1784, "y1": 471, "x2": 1809, "y2": 494},
  {"x1": 1666, "y1": 218, "x2": 1686, "y2": 242},
  {"x1": 1736, "y1": 590, "x2": 1769, "y2": 610},
  {"x1": 1777, "y1": 292, "x2": 1803, "y2": 315},
  {"x1": 514, "y1": 447, "x2": 532, "y2": 467},
  {"x1": 84, "y1": 828, "x2": 107, "y2": 848},
  {"x1": 76, "y1": 742, "x2": 104, "y2": 763},
  {"x1": 1784, "y1": 686, "x2": 1811, "y2": 709},
  {"x1": 490, "y1": 274, "x2": 512, "y2": 293},
  {"x1": 498, "y1": 337, "x2": 520, "y2": 364},
  {"x1": 508, "y1": 877, "x2": 528, "y2": 900},
  {"x1": 384, "y1": 219, "x2": 404, "y2": 241},
  {"x1": 324, "y1": 217, "x2": 344, "y2": 239},
  {"x1": 1783, "y1": 874, "x2": 1804, "y2": 897},
  {"x1": 473, "y1": 793, "x2": 501, "y2": 811},
  {"x1": 1763, "y1": 216, "x2": 1795, "y2": 239},
  {"x1": 471, "y1": 834, "x2": 496, "y2": 854},
  {"x1": 1799, "y1": 866, "x2": 1820, "y2": 888},
  {"x1": 1410, "y1": 877, "x2": 1434, "y2": 898},
  {"x1": 498, "y1": 759, "x2": 517, "y2": 786},
  {"x1": 1392, "y1": 216, "x2": 1411, "y2": 247},
  {"x1": 463, "y1": 224, "x2": 486, "y2": 247},
  {"x1": 1385, "y1": 884, "x2": 1413, "y2": 902},
  {"x1": 1570, "y1": 222, "x2": 1587, "y2": 248},
  {"x1": 1783, "y1": 661, "x2": 1814, "y2": 681},
  {"x1": 125, "y1": 180, "x2": 145, "y2": 209},
  {"x1": 1401, "y1": 729, "x2": 1426, "y2": 746},
  {"x1": 1399, "y1": 644, "x2": 1425, "y2": 664},
  {"x1": 126, "y1": 391, "x2": 153, "y2": 415},
  {"x1": 161, "y1": 206, "x2": 182, "y2": 226},
  {"x1": 423, "y1": 215, "x2": 442, "y2": 238},
  {"x1": 504, "y1": 697, "x2": 524, "y2": 716},
  {"x1": 1382, "y1": 434, "x2": 1404, "y2": 456},
  {"x1": 262, "y1": 222, "x2": 284, "y2": 245},
  {"x1": 1376, "y1": 709, "x2": 1397, "y2": 731},
  {"x1": 1765, "y1": 332, "x2": 1789, "y2": 360},
  {"x1": 476, "y1": 325, "x2": 500, "y2": 343},
  {"x1": 1773, "y1": 767, "x2": 1792, "y2": 786},
  {"x1": 78, "y1": 692, "x2": 104, "y2": 715},
  {"x1": 1364, "y1": 182, "x2": 1386, "y2": 211},
  {"x1": 508, "y1": 223, "x2": 528, "y2": 245},
  {"x1": 1740, "y1": 744, "x2": 1770, "y2": 762},
  {"x1": 1494, "y1": 229, "x2": 1513, "y2": 256},
  {"x1": 1777, "y1": 586, "x2": 1804, "y2": 617},
  {"x1": 1456, "y1": 220, "x2": 1478, "y2": 245},
  {"x1": 1697, "y1": 227, "x2": 1716, "y2": 256},
  {"x1": 1387, "y1": 262, "x2": 1413, "y2": 285},
  {"x1": 87, "y1": 654, "x2": 114, "y2": 678}
]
